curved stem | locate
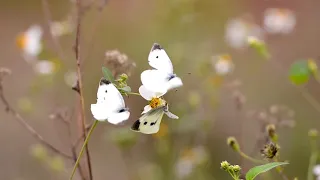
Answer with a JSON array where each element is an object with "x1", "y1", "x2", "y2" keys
[
  {"x1": 238, "y1": 150, "x2": 265, "y2": 164},
  {"x1": 69, "y1": 120, "x2": 99, "y2": 180},
  {"x1": 128, "y1": 92, "x2": 141, "y2": 96}
]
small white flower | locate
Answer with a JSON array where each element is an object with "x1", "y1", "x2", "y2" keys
[
  {"x1": 225, "y1": 17, "x2": 264, "y2": 49},
  {"x1": 313, "y1": 165, "x2": 320, "y2": 176},
  {"x1": 139, "y1": 85, "x2": 166, "y2": 114},
  {"x1": 175, "y1": 158, "x2": 194, "y2": 179},
  {"x1": 212, "y1": 54, "x2": 234, "y2": 76},
  {"x1": 64, "y1": 71, "x2": 78, "y2": 87},
  {"x1": 50, "y1": 20, "x2": 74, "y2": 37},
  {"x1": 192, "y1": 146, "x2": 208, "y2": 165},
  {"x1": 264, "y1": 8, "x2": 296, "y2": 34},
  {"x1": 33, "y1": 60, "x2": 55, "y2": 75},
  {"x1": 16, "y1": 25, "x2": 43, "y2": 58}
]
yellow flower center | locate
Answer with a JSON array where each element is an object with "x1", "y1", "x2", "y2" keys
[
  {"x1": 16, "y1": 33, "x2": 27, "y2": 49},
  {"x1": 220, "y1": 54, "x2": 231, "y2": 61},
  {"x1": 149, "y1": 97, "x2": 162, "y2": 108},
  {"x1": 276, "y1": 9, "x2": 288, "y2": 18}
]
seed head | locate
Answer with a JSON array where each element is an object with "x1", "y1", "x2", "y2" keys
[
  {"x1": 104, "y1": 50, "x2": 136, "y2": 78},
  {"x1": 261, "y1": 142, "x2": 279, "y2": 159}
]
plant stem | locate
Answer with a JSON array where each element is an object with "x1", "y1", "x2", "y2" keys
[
  {"x1": 128, "y1": 92, "x2": 141, "y2": 96},
  {"x1": 307, "y1": 138, "x2": 318, "y2": 180},
  {"x1": 238, "y1": 150, "x2": 265, "y2": 164},
  {"x1": 74, "y1": 0, "x2": 93, "y2": 179},
  {"x1": 69, "y1": 120, "x2": 99, "y2": 180}
]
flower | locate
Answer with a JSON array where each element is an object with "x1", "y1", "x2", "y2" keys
[
  {"x1": 314, "y1": 165, "x2": 320, "y2": 177},
  {"x1": 225, "y1": 16, "x2": 264, "y2": 49},
  {"x1": 33, "y1": 60, "x2": 56, "y2": 75},
  {"x1": 175, "y1": 146, "x2": 208, "y2": 178},
  {"x1": 16, "y1": 25, "x2": 43, "y2": 60},
  {"x1": 50, "y1": 18, "x2": 75, "y2": 37},
  {"x1": 212, "y1": 54, "x2": 234, "y2": 76},
  {"x1": 263, "y1": 8, "x2": 296, "y2": 34},
  {"x1": 176, "y1": 158, "x2": 194, "y2": 179},
  {"x1": 139, "y1": 85, "x2": 166, "y2": 114}
]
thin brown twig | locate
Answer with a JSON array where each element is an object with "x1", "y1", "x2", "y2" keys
[
  {"x1": 0, "y1": 82, "x2": 73, "y2": 160},
  {"x1": 74, "y1": 0, "x2": 93, "y2": 179}
]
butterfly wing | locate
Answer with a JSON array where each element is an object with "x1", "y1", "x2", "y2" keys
[
  {"x1": 141, "y1": 69, "x2": 183, "y2": 92},
  {"x1": 91, "y1": 78, "x2": 130, "y2": 124},
  {"x1": 131, "y1": 106, "x2": 165, "y2": 134},
  {"x1": 107, "y1": 109, "x2": 130, "y2": 124},
  {"x1": 167, "y1": 76, "x2": 183, "y2": 90},
  {"x1": 140, "y1": 69, "x2": 169, "y2": 93},
  {"x1": 148, "y1": 43, "x2": 173, "y2": 74}
]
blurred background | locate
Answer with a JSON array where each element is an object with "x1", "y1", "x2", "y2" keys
[{"x1": 1, "y1": 0, "x2": 320, "y2": 179}]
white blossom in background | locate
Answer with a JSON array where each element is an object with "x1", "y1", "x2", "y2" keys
[
  {"x1": 225, "y1": 16, "x2": 264, "y2": 49},
  {"x1": 314, "y1": 165, "x2": 320, "y2": 179},
  {"x1": 176, "y1": 158, "x2": 194, "y2": 179},
  {"x1": 16, "y1": 25, "x2": 43, "y2": 60},
  {"x1": 50, "y1": 18, "x2": 75, "y2": 37},
  {"x1": 212, "y1": 54, "x2": 234, "y2": 76},
  {"x1": 175, "y1": 146, "x2": 208, "y2": 179},
  {"x1": 264, "y1": 8, "x2": 296, "y2": 34},
  {"x1": 64, "y1": 71, "x2": 78, "y2": 87},
  {"x1": 33, "y1": 60, "x2": 55, "y2": 75}
]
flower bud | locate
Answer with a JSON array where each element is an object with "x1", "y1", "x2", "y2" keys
[
  {"x1": 227, "y1": 137, "x2": 240, "y2": 151},
  {"x1": 231, "y1": 165, "x2": 241, "y2": 172},
  {"x1": 266, "y1": 124, "x2": 278, "y2": 142},
  {"x1": 220, "y1": 161, "x2": 230, "y2": 171},
  {"x1": 247, "y1": 36, "x2": 270, "y2": 59}
]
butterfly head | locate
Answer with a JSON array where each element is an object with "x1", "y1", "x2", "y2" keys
[
  {"x1": 99, "y1": 78, "x2": 111, "y2": 85},
  {"x1": 151, "y1": 43, "x2": 162, "y2": 51}
]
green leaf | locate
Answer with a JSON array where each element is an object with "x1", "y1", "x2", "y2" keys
[
  {"x1": 245, "y1": 162, "x2": 289, "y2": 180},
  {"x1": 289, "y1": 60, "x2": 311, "y2": 85},
  {"x1": 102, "y1": 67, "x2": 115, "y2": 82},
  {"x1": 119, "y1": 86, "x2": 131, "y2": 92}
]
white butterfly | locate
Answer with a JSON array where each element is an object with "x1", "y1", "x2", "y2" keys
[
  {"x1": 131, "y1": 103, "x2": 178, "y2": 134},
  {"x1": 90, "y1": 78, "x2": 130, "y2": 124},
  {"x1": 141, "y1": 43, "x2": 183, "y2": 93}
]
